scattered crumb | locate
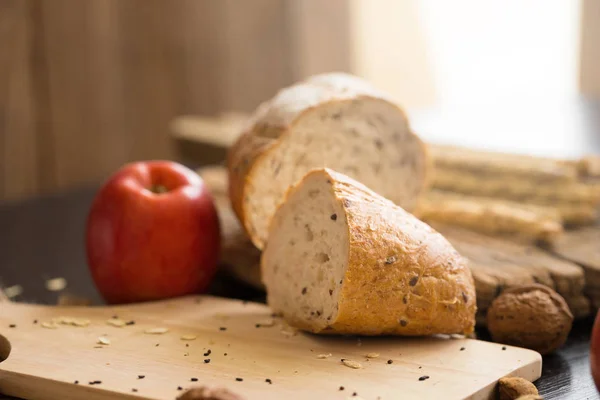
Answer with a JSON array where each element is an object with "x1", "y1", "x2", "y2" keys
[
  {"x1": 145, "y1": 327, "x2": 169, "y2": 334},
  {"x1": 317, "y1": 353, "x2": 332, "y2": 359},
  {"x1": 97, "y1": 336, "x2": 110, "y2": 345},
  {"x1": 4, "y1": 285, "x2": 23, "y2": 299},
  {"x1": 46, "y1": 277, "x2": 67, "y2": 292},
  {"x1": 72, "y1": 318, "x2": 91, "y2": 327},
  {"x1": 341, "y1": 359, "x2": 363, "y2": 369},
  {"x1": 365, "y1": 353, "x2": 380, "y2": 359},
  {"x1": 181, "y1": 334, "x2": 197, "y2": 341},
  {"x1": 41, "y1": 322, "x2": 58, "y2": 329},
  {"x1": 176, "y1": 386, "x2": 244, "y2": 400}
]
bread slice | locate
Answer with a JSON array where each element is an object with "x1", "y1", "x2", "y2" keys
[
  {"x1": 228, "y1": 73, "x2": 429, "y2": 249},
  {"x1": 261, "y1": 168, "x2": 476, "y2": 336}
]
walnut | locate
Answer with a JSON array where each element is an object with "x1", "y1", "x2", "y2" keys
[
  {"x1": 498, "y1": 377, "x2": 539, "y2": 400},
  {"x1": 487, "y1": 284, "x2": 573, "y2": 355},
  {"x1": 176, "y1": 386, "x2": 245, "y2": 400}
]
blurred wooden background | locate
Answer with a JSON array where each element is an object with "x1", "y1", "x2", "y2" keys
[
  {"x1": 0, "y1": 0, "x2": 598, "y2": 202},
  {"x1": 0, "y1": 0, "x2": 355, "y2": 202}
]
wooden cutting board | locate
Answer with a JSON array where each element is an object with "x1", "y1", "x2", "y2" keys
[{"x1": 0, "y1": 296, "x2": 541, "y2": 400}]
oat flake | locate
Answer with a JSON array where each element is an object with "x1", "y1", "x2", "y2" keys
[
  {"x1": 180, "y1": 334, "x2": 197, "y2": 341},
  {"x1": 341, "y1": 359, "x2": 363, "y2": 369},
  {"x1": 46, "y1": 277, "x2": 67, "y2": 292},
  {"x1": 41, "y1": 322, "x2": 58, "y2": 329},
  {"x1": 106, "y1": 318, "x2": 127, "y2": 327},
  {"x1": 366, "y1": 353, "x2": 380, "y2": 358},
  {"x1": 97, "y1": 336, "x2": 110, "y2": 345},
  {"x1": 145, "y1": 327, "x2": 169, "y2": 334},
  {"x1": 317, "y1": 353, "x2": 332, "y2": 359}
]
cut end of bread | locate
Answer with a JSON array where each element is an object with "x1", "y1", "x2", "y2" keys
[{"x1": 262, "y1": 168, "x2": 477, "y2": 336}]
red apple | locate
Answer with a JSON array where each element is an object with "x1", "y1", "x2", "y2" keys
[
  {"x1": 86, "y1": 161, "x2": 220, "y2": 304},
  {"x1": 591, "y1": 310, "x2": 600, "y2": 392}
]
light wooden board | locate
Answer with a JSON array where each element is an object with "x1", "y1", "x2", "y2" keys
[{"x1": 0, "y1": 296, "x2": 540, "y2": 400}]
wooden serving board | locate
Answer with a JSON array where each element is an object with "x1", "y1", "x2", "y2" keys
[{"x1": 0, "y1": 296, "x2": 540, "y2": 400}]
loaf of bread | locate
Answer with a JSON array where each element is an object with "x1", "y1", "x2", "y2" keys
[
  {"x1": 261, "y1": 168, "x2": 476, "y2": 335},
  {"x1": 228, "y1": 73, "x2": 429, "y2": 249}
]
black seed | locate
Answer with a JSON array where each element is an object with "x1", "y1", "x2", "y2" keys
[
  {"x1": 177, "y1": 386, "x2": 183, "y2": 391},
  {"x1": 219, "y1": 327, "x2": 227, "y2": 331},
  {"x1": 155, "y1": 343, "x2": 159, "y2": 347},
  {"x1": 112, "y1": 315, "x2": 118, "y2": 319},
  {"x1": 339, "y1": 280, "x2": 343, "y2": 284},
  {"x1": 502, "y1": 346, "x2": 507, "y2": 350},
  {"x1": 301, "y1": 287, "x2": 307, "y2": 295},
  {"x1": 204, "y1": 359, "x2": 211, "y2": 363},
  {"x1": 331, "y1": 112, "x2": 341, "y2": 120},
  {"x1": 126, "y1": 320, "x2": 135, "y2": 326},
  {"x1": 352, "y1": 392, "x2": 357, "y2": 396},
  {"x1": 329, "y1": 289, "x2": 333, "y2": 296},
  {"x1": 316, "y1": 311, "x2": 321, "y2": 317},
  {"x1": 255, "y1": 323, "x2": 261, "y2": 328},
  {"x1": 33, "y1": 320, "x2": 38, "y2": 324},
  {"x1": 8, "y1": 324, "x2": 16, "y2": 328},
  {"x1": 186, "y1": 344, "x2": 189, "y2": 347},
  {"x1": 138, "y1": 375, "x2": 145, "y2": 379},
  {"x1": 409, "y1": 276, "x2": 419, "y2": 286},
  {"x1": 419, "y1": 376, "x2": 429, "y2": 381},
  {"x1": 419, "y1": 366, "x2": 422, "y2": 369},
  {"x1": 204, "y1": 349, "x2": 211, "y2": 356},
  {"x1": 224, "y1": 353, "x2": 228, "y2": 356},
  {"x1": 242, "y1": 300, "x2": 248, "y2": 305},
  {"x1": 387, "y1": 359, "x2": 393, "y2": 364},
  {"x1": 462, "y1": 292, "x2": 468, "y2": 303},
  {"x1": 265, "y1": 378, "x2": 272, "y2": 384},
  {"x1": 330, "y1": 214, "x2": 337, "y2": 221},
  {"x1": 374, "y1": 138, "x2": 383, "y2": 149},
  {"x1": 132, "y1": 389, "x2": 138, "y2": 393},
  {"x1": 236, "y1": 377, "x2": 243, "y2": 382},
  {"x1": 191, "y1": 377, "x2": 198, "y2": 382},
  {"x1": 327, "y1": 179, "x2": 332, "y2": 184},
  {"x1": 400, "y1": 319, "x2": 408, "y2": 327},
  {"x1": 74, "y1": 380, "x2": 79, "y2": 384},
  {"x1": 460, "y1": 347, "x2": 465, "y2": 351},
  {"x1": 310, "y1": 311, "x2": 315, "y2": 316},
  {"x1": 402, "y1": 295, "x2": 408, "y2": 304},
  {"x1": 385, "y1": 256, "x2": 397, "y2": 265},
  {"x1": 339, "y1": 386, "x2": 345, "y2": 391}
]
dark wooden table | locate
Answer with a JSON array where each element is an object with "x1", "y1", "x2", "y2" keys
[{"x1": 2, "y1": 97, "x2": 600, "y2": 399}]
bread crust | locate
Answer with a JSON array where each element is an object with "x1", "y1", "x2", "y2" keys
[
  {"x1": 268, "y1": 169, "x2": 476, "y2": 336},
  {"x1": 227, "y1": 73, "x2": 429, "y2": 249}
]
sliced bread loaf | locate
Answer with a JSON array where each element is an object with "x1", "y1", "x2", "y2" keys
[
  {"x1": 228, "y1": 72, "x2": 429, "y2": 249},
  {"x1": 261, "y1": 168, "x2": 476, "y2": 335}
]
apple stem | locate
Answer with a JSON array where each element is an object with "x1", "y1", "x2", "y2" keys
[{"x1": 150, "y1": 185, "x2": 169, "y2": 194}]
